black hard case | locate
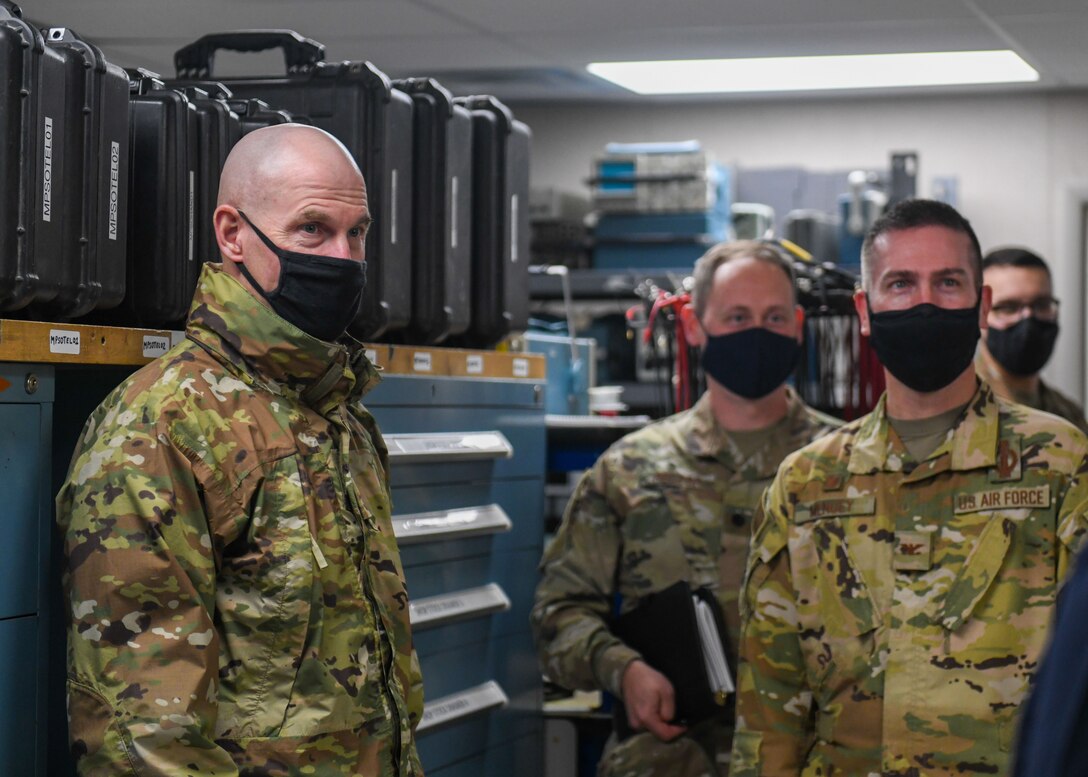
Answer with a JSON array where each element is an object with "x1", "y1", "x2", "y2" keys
[
  {"x1": 123, "y1": 69, "x2": 200, "y2": 326},
  {"x1": 0, "y1": 2, "x2": 67, "y2": 312},
  {"x1": 176, "y1": 86, "x2": 242, "y2": 263},
  {"x1": 43, "y1": 27, "x2": 129, "y2": 317},
  {"x1": 393, "y1": 78, "x2": 473, "y2": 344},
  {"x1": 174, "y1": 30, "x2": 414, "y2": 340},
  {"x1": 453, "y1": 96, "x2": 531, "y2": 347},
  {"x1": 226, "y1": 95, "x2": 295, "y2": 135}
]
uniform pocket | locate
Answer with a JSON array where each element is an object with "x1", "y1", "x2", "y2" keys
[
  {"x1": 67, "y1": 678, "x2": 138, "y2": 773},
  {"x1": 937, "y1": 515, "x2": 1015, "y2": 632},
  {"x1": 215, "y1": 453, "x2": 316, "y2": 738},
  {"x1": 730, "y1": 730, "x2": 763, "y2": 777},
  {"x1": 790, "y1": 519, "x2": 881, "y2": 695}
]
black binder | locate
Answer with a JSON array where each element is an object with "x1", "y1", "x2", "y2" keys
[{"x1": 612, "y1": 581, "x2": 733, "y2": 739}]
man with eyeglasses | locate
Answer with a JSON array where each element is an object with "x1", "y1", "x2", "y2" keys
[{"x1": 975, "y1": 247, "x2": 1088, "y2": 433}]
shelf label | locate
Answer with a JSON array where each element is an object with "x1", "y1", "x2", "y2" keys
[
  {"x1": 142, "y1": 335, "x2": 170, "y2": 359},
  {"x1": 365, "y1": 348, "x2": 378, "y2": 366},
  {"x1": 413, "y1": 352, "x2": 432, "y2": 372},
  {"x1": 466, "y1": 354, "x2": 484, "y2": 375},
  {"x1": 48, "y1": 329, "x2": 80, "y2": 355},
  {"x1": 513, "y1": 357, "x2": 529, "y2": 378}
]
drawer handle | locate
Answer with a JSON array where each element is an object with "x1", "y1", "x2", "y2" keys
[
  {"x1": 417, "y1": 681, "x2": 509, "y2": 734},
  {"x1": 385, "y1": 431, "x2": 513, "y2": 463},
  {"x1": 392, "y1": 504, "x2": 512, "y2": 544},
  {"x1": 409, "y1": 583, "x2": 511, "y2": 630}
]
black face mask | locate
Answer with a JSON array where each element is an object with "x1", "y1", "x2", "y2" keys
[
  {"x1": 867, "y1": 301, "x2": 980, "y2": 393},
  {"x1": 701, "y1": 327, "x2": 800, "y2": 400},
  {"x1": 236, "y1": 210, "x2": 366, "y2": 342},
  {"x1": 986, "y1": 316, "x2": 1059, "y2": 377}
]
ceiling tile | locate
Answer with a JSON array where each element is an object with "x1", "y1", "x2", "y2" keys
[{"x1": 428, "y1": 0, "x2": 978, "y2": 34}]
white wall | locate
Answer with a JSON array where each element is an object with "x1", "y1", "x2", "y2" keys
[{"x1": 513, "y1": 90, "x2": 1088, "y2": 400}]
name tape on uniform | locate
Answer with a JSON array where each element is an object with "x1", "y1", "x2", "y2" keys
[
  {"x1": 796, "y1": 496, "x2": 876, "y2": 523},
  {"x1": 954, "y1": 485, "x2": 1050, "y2": 514}
]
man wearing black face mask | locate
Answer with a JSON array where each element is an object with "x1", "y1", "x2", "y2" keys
[
  {"x1": 975, "y1": 247, "x2": 1088, "y2": 434},
  {"x1": 532, "y1": 241, "x2": 839, "y2": 777},
  {"x1": 732, "y1": 199, "x2": 1088, "y2": 777},
  {"x1": 57, "y1": 125, "x2": 425, "y2": 775}
]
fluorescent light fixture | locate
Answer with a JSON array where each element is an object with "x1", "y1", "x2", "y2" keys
[{"x1": 587, "y1": 50, "x2": 1039, "y2": 95}]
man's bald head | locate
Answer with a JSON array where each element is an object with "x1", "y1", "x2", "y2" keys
[
  {"x1": 217, "y1": 124, "x2": 364, "y2": 214},
  {"x1": 213, "y1": 123, "x2": 371, "y2": 297}
]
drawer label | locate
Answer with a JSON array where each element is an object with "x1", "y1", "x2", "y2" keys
[
  {"x1": 513, "y1": 357, "x2": 529, "y2": 378},
  {"x1": 413, "y1": 352, "x2": 432, "y2": 372},
  {"x1": 49, "y1": 329, "x2": 80, "y2": 355},
  {"x1": 466, "y1": 355, "x2": 484, "y2": 374}
]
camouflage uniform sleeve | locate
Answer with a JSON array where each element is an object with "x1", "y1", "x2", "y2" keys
[
  {"x1": 731, "y1": 470, "x2": 812, "y2": 777},
  {"x1": 530, "y1": 459, "x2": 640, "y2": 697},
  {"x1": 1056, "y1": 440, "x2": 1088, "y2": 579},
  {"x1": 56, "y1": 403, "x2": 240, "y2": 777}
]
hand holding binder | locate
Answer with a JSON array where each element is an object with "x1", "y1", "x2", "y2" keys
[
  {"x1": 619, "y1": 660, "x2": 689, "y2": 742},
  {"x1": 613, "y1": 581, "x2": 734, "y2": 739}
]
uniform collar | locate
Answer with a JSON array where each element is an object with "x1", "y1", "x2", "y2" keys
[
  {"x1": 848, "y1": 379, "x2": 998, "y2": 476},
  {"x1": 688, "y1": 386, "x2": 815, "y2": 478},
  {"x1": 185, "y1": 263, "x2": 381, "y2": 412}
]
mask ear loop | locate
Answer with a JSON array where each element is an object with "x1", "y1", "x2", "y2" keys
[{"x1": 234, "y1": 210, "x2": 284, "y2": 299}]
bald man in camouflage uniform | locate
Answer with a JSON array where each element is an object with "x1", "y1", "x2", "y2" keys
[
  {"x1": 732, "y1": 200, "x2": 1088, "y2": 776},
  {"x1": 56, "y1": 126, "x2": 423, "y2": 776},
  {"x1": 532, "y1": 242, "x2": 840, "y2": 777}
]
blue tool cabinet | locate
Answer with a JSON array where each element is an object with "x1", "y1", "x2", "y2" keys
[
  {"x1": 0, "y1": 364, "x2": 53, "y2": 777},
  {"x1": 367, "y1": 374, "x2": 546, "y2": 777}
]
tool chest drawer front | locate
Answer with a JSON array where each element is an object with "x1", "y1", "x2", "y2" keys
[
  {"x1": 411, "y1": 582, "x2": 511, "y2": 658},
  {"x1": 423, "y1": 732, "x2": 542, "y2": 777},
  {"x1": 402, "y1": 549, "x2": 493, "y2": 599},
  {"x1": 416, "y1": 680, "x2": 509, "y2": 772},
  {"x1": 0, "y1": 615, "x2": 41, "y2": 775},
  {"x1": 392, "y1": 484, "x2": 541, "y2": 561},
  {"x1": 383, "y1": 420, "x2": 542, "y2": 481},
  {"x1": 0, "y1": 403, "x2": 44, "y2": 619}
]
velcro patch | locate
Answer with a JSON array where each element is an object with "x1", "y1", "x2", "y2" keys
[
  {"x1": 894, "y1": 530, "x2": 933, "y2": 572},
  {"x1": 954, "y1": 485, "x2": 1050, "y2": 514},
  {"x1": 796, "y1": 496, "x2": 876, "y2": 523}
]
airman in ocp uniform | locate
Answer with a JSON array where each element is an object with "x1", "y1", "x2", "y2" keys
[
  {"x1": 731, "y1": 199, "x2": 1088, "y2": 777},
  {"x1": 532, "y1": 241, "x2": 840, "y2": 777}
]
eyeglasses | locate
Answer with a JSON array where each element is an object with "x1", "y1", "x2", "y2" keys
[{"x1": 990, "y1": 296, "x2": 1060, "y2": 324}]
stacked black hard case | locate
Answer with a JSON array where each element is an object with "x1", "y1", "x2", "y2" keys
[
  {"x1": 43, "y1": 27, "x2": 130, "y2": 318},
  {"x1": 121, "y1": 68, "x2": 201, "y2": 326},
  {"x1": 393, "y1": 78, "x2": 473, "y2": 344},
  {"x1": 174, "y1": 30, "x2": 415, "y2": 341},
  {"x1": 0, "y1": 2, "x2": 68, "y2": 314},
  {"x1": 454, "y1": 96, "x2": 531, "y2": 347}
]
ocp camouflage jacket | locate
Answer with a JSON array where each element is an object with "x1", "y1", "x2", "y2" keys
[
  {"x1": 57, "y1": 264, "x2": 423, "y2": 776},
  {"x1": 732, "y1": 381, "x2": 1088, "y2": 777}
]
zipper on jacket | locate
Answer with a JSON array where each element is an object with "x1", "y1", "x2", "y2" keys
[{"x1": 335, "y1": 406, "x2": 406, "y2": 774}]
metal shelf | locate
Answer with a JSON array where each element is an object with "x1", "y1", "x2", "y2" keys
[{"x1": 0, "y1": 319, "x2": 547, "y2": 379}]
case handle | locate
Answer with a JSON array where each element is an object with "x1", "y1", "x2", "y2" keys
[{"x1": 175, "y1": 29, "x2": 325, "y2": 78}]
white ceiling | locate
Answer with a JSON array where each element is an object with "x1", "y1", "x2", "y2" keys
[{"x1": 21, "y1": 0, "x2": 1088, "y2": 103}]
